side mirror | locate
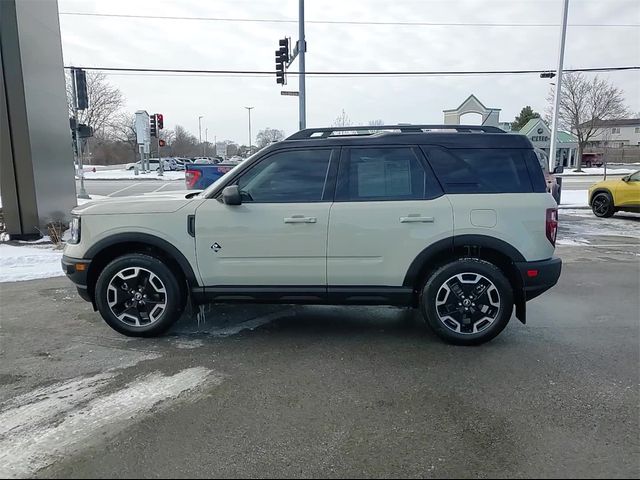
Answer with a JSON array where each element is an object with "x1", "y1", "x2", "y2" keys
[
  {"x1": 221, "y1": 185, "x2": 242, "y2": 205},
  {"x1": 553, "y1": 166, "x2": 564, "y2": 174},
  {"x1": 622, "y1": 175, "x2": 630, "y2": 182}
]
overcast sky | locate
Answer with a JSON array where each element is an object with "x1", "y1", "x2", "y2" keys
[{"x1": 58, "y1": 0, "x2": 640, "y2": 143}]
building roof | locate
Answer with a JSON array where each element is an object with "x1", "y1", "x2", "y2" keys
[
  {"x1": 443, "y1": 94, "x2": 501, "y2": 113},
  {"x1": 518, "y1": 118, "x2": 543, "y2": 136},
  {"x1": 577, "y1": 118, "x2": 640, "y2": 128},
  {"x1": 516, "y1": 117, "x2": 578, "y2": 144},
  {"x1": 557, "y1": 130, "x2": 578, "y2": 144}
]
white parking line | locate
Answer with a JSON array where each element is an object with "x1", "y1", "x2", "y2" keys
[
  {"x1": 152, "y1": 183, "x2": 175, "y2": 193},
  {"x1": 107, "y1": 182, "x2": 143, "y2": 197}
]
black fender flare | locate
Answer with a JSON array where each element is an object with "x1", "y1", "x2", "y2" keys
[
  {"x1": 83, "y1": 232, "x2": 199, "y2": 285},
  {"x1": 403, "y1": 234, "x2": 526, "y2": 288},
  {"x1": 588, "y1": 188, "x2": 613, "y2": 207}
]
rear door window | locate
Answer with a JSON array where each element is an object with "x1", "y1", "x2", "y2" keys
[
  {"x1": 423, "y1": 147, "x2": 535, "y2": 194},
  {"x1": 335, "y1": 147, "x2": 442, "y2": 201}
]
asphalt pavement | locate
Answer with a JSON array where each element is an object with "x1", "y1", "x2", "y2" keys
[{"x1": 0, "y1": 213, "x2": 638, "y2": 478}]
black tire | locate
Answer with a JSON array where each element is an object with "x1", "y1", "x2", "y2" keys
[
  {"x1": 420, "y1": 258, "x2": 514, "y2": 346},
  {"x1": 94, "y1": 253, "x2": 185, "y2": 337},
  {"x1": 591, "y1": 192, "x2": 615, "y2": 218}
]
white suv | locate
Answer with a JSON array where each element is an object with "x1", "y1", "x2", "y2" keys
[{"x1": 63, "y1": 125, "x2": 561, "y2": 345}]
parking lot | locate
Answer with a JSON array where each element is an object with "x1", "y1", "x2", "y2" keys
[{"x1": 0, "y1": 211, "x2": 638, "y2": 478}]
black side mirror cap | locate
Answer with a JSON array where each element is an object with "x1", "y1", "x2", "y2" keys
[
  {"x1": 222, "y1": 185, "x2": 242, "y2": 205},
  {"x1": 553, "y1": 166, "x2": 564, "y2": 174}
]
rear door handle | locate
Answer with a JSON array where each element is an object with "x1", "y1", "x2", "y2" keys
[
  {"x1": 284, "y1": 215, "x2": 317, "y2": 224},
  {"x1": 400, "y1": 215, "x2": 435, "y2": 223}
]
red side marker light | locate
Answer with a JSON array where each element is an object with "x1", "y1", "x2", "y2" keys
[{"x1": 527, "y1": 270, "x2": 539, "y2": 278}]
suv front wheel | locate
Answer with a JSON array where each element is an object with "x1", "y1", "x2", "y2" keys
[
  {"x1": 420, "y1": 258, "x2": 513, "y2": 346},
  {"x1": 95, "y1": 253, "x2": 185, "y2": 337}
]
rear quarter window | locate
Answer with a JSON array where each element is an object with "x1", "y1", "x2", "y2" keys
[{"x1": 422, "y1": 147, "x2": 539, "y2": 194}]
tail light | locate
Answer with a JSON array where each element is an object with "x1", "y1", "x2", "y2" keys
[
  {"x1": 185, "y1": 169, "x2": 202, "y2": 189},
  {"x1": 546, "y1": 208, "x2": 558, "y2": 246}
]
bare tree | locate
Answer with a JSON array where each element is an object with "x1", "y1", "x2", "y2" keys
[
  {"x1": 549, "y1": 73, "x2": 629, "y2": 171},
  {"x1": 171, "y1": 125, "x2": 199, "y2": 156},
  {"x1": 256, "y1": 127, "x2": 285, "y2": 148},
  {"x1": 110, "y1": 113, "x2": 138, "y2": 161},
  {"x1": 66, "y1": 71, "x2": 125, "y2": 137},
  {"x1": 332, "y1": 109, "x2": 353, "y2": 127}
]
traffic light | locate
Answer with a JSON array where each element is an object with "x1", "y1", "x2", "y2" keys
[
  {"x1": 156, "y1": 113, "x2": 164, "y2": 130},
  {"x1": 540, "y1": 71, "x2": 556, "y2": 79},
  {"x1": 275, "y1": 38, "x2": 289, "y2": 85},
  {"x1": 150, "y1": 114, "x2": 157, "y2": 137},
  {"x1": 74, "y1": 68, "x2": 88, "y2": 110}
]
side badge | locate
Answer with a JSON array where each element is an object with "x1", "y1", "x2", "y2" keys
[{"x1": 211, "y1": 242, "x2": 222, "y2": 252}]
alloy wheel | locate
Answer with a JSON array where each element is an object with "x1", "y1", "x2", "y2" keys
[
  {"x1": 106, "y1": 267, "x2": 167, "y2": 327},
  {"x1": 435, "y1": 272, "x2": 501, "y2": 335}
]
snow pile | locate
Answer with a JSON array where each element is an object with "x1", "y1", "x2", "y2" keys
[
  {"x1": 560, "y1": 189, "x2": 588, "y2": 208},
  {"x1": 79, "y1": 170, "x2": 184, "y2": 181},
  {"x1": 0, "y1": 244, "x2": 64, "y2": 283}
]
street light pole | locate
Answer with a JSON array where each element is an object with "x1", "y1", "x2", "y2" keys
[
  {"x1": 245, "y1": 106, "x2": 254, "y2": 155},
  {"x1": 205, "y1": 128, "x2": 208, "y2": 156},
  {"x1": 198, "y1": 115, "x2": 204, "y2": 156},
  {"x1": 298, "y1": 0, "x2": 306, "y2": 130},
  {"x1": 549, "y1": 0, "x2": 570, "y2": 173}
]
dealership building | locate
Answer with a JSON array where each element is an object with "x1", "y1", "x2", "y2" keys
[{"x1": 444, "y1": 95, "x2": 579, "y2": 168}]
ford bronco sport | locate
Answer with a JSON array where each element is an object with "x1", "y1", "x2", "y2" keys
[{"x1": 63, "y1": 125, "x2": 562, "y2": 345}]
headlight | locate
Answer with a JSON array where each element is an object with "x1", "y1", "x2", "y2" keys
[{"x1": 68, "y1": 217, "x2": 81, "y2": 244}]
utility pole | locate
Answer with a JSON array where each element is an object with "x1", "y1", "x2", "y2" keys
[
  {"x1": 245, "y1": 106, "x2": 254, "y2": 155},
  {"x1": 205, "y1": 128, "x2": 208, "y2": 156},
  {"x1": 298, "y1": 0, "x2": 306, "y2": 130},
  {"x1": 198, "y1": 115, "x2": 204, "y2": 156},
  {"x1": 72, "y1": 69, "x2": 90, "y2": 199},
  {"x1": 548, "y1": 0, "x2": 570, "y2": 172}
]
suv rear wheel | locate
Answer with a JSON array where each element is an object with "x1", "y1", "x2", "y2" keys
[
  {"x1": 95, "y1": 253, "x2": 185, "y2": 337},
  {"x1": 420, "y1": 258, "x2": 513, "y2": 345}
]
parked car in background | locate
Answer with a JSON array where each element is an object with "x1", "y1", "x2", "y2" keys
[
  {"x1": 185, "y1": 161, "x2": 239, "y2": 189},
  {"x1": 193, "y1": 158, "x2": 213, "y2": 165},
  {"x1": 582, "y1": 153, "x2": 604, "y2": 168},
  {"x1": 125, "y1": 158, "x2": 183, "y2": 171},
  {"x1": 589, "y1": 170, "x2": 640, "y2": 217}
]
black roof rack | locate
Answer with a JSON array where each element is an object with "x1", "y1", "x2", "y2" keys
[{"x1": 286, "y1": 124, "x2": 505, "y2": 140}]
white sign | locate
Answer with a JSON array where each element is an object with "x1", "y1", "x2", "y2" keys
[
  {"x1": 135, "y1": 110, "x2": 150, "y2": 145},
  {"x1": 215, "y1": 142, "x2": 228, "y2": 159}
]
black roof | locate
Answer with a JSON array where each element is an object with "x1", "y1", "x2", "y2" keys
[{"x1": 275, "y1": 125, "x2": 532, "y2": 150}]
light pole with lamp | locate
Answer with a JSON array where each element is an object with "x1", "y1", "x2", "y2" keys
[
  {"x1": 198, "y1": 115, "x2": 204, "y2": 156},
  {"x1": 245, "y1": 106, "x2": 254, "y2": 157}
]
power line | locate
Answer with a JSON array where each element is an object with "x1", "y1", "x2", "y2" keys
[
  {"x1": 65, "y1": 65, "x2": 640, "y2": 77},
  {"x1": 58, "y1": 12, "x2": 639, "y2": 27}
]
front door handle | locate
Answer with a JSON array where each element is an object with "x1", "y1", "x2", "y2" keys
[
  {"x1": 284, "y1": 215, "x2": 317, "y2": 224},
  {"x1": 400, "y1": 215, "x2": 435, "y2": 223}
]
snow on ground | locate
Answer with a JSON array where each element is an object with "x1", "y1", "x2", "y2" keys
[
  {"x1": 559, "y1": 167, "x2": 636, "y2": 176},
  {"x1": 0, "y1": 367, "x2": 219, "y2": 479},
  {"x1": 558, "y1": 209, "x2": 640, "y2": 246},
  {"x1": 559, "y1": 189, "x2": 588, "y2": 208},
  {"x1": 0, "y1": 244, "x2": 64, "y2": 283},
  {"x1": 79, "y1": 170, "x2": 184, "y2": 181}
]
